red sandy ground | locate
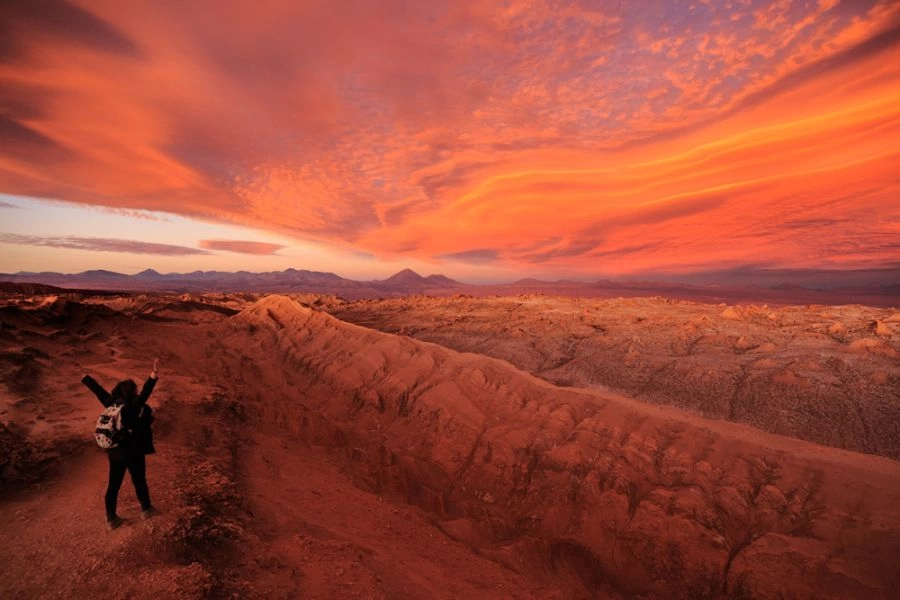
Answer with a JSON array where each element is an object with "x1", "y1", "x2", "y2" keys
[
  {"x1": 0, "y1": 326, "x2": 543, "y2": 598},
  {"x1": 1, "y1": 292, "x2": 899, "y2": 599}
]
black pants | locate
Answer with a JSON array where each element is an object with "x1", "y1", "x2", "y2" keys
[{"x1": 106, "y1": 453, "x2": 151, "y2": 520}]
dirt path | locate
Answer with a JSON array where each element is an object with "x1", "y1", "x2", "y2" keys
[
  {"x1": 0, "y1": 374, "x2": 230, "y2": 598},
  {"x1": 0, "y1": 446, "x2": 118, "y2": 598}
]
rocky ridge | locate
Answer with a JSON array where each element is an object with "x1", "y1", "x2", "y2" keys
[
  {"x1": 196, "y1": 295, "x2": 900, "y2": 599},
  {"x1": 330, "y1": 295, "x2": 900, "y2": 459}
]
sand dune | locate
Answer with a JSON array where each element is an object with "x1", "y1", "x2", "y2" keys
[{"x1": 1, "y1": 292, "x2": 899, "y2": 598}]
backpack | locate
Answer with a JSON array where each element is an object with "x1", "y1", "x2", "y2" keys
[{"x1": 95, "y1": 404, "x2": 125, "y2": 449}]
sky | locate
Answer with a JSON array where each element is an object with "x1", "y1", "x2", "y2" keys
[{"x1": 1, "y1": 0, "x2": 899, "y2": 283}]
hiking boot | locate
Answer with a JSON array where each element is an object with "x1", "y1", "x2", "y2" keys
[
  {"x1": 140, "y1": 507, "x2": 159, "y2": 520},
  {"x1": 106, "y1": 516, "x2": 123, "y2": 531}
]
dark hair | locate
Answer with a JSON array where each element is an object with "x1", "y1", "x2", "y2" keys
[{"x1": 111, "y1": 379, "x2": 138, "y2": 405}]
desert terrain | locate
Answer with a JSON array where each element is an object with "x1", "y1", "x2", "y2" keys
[
  {"x1": 330, "y1": 295, "x2": 900, "y2": 459},
  {"x1": 1, "y1": 290, "x2": 899, "y2": 599}
]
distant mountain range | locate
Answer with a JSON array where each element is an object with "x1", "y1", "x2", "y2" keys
[
  {"x1": 1, "y1": 267, "x2": 898, "y2": 306},
  {"x1": 0, "y1": 267, "x2": 464, "y2": 296}
]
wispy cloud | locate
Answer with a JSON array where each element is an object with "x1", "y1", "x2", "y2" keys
[
  {"x1": 438, "y1": 249, "x2": 501, "y2": 264},
  {"x1": 0, "y1": 233, "x2": 210, "y2": 256},
  {"x1": 198, "y1": 239, "x2": 285, "y2": 255},
  {"x1": 96, "y1": 207, "x2": 172, "y2": 221},
  {"x1": 0, "y1": 1, "x2": 898, "y2": 275}
]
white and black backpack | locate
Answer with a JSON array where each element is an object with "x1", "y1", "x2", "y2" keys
[{"x1": 95, "y1": 404, "x2": 125, "y2": 449}]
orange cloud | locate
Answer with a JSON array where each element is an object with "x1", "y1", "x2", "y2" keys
[
  {"x1": 198, "y1": 239, "x2": 285, "y2": 255},
  {"x1": 0, "y1": 0, "x2": 898, "y2": 277},
  {"x1": 0, "y1": 233, "x2": 210, "y2": 256}
]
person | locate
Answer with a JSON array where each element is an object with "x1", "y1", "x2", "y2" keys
[{"x1": 81, "y1": 359, "x2": 160, "y2": 531}]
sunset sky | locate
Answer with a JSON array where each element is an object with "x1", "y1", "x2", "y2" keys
[{"x1": 2, "y1": 0, "x2": 899, "y2": 282}]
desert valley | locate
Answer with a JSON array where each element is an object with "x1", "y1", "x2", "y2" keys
[
  {"x1": 4, "y1": 0, "x2": 900, "y2": 598},
  {"x1": 1, "y1": 281, "x2": 898, "y2": 599}
]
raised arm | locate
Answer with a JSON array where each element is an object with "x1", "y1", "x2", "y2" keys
[
  {"x1": 81, "y1": 374, "x2": 112, "y2": 407},
  {"x1": 138, "y1": 358, "x2": 159, "y2": 405}
]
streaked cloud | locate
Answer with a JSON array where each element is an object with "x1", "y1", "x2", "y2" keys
[
  {"x1": 438, "y1": 249, "x2": 501, "y2": 264},
  {"x1": 0, "y1": 233, "x2": 210, "y2": 256},
  {"x1": 0, "y1": 0, "x2": 898, "y2": 277},
  {"x1": 198, "y1": 239, "x2": 285, "y2": 255},
  {"x1": 0, "y1": 0, "x2": 140, "y2": 61}
]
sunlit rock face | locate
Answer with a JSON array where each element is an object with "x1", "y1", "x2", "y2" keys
[{"x1": 331, "y1": 294, "x2": 900, "y2": 459}]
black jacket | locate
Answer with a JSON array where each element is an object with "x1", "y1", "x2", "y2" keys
[{"x1": 83, "y1": 375, "x2": 157, "y2": 460}]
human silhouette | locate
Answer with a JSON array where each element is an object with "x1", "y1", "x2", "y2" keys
[{"x1": 81, "y1": 359, "x2": 159, "y2": 530}]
